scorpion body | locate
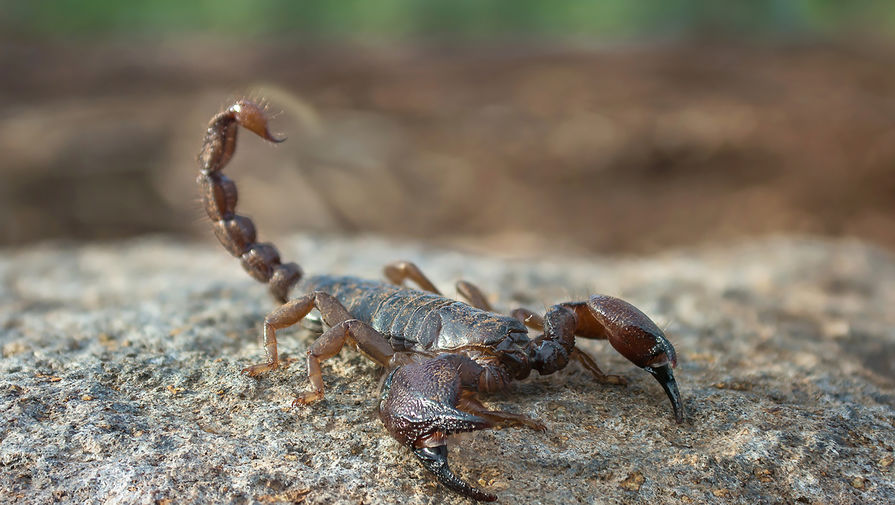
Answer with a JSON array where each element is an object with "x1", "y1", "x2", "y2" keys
[
  {"x1": 304, "y1": 275, "x2": 530, "y2": 358},
  {"x1": 196, "y1": 100, "x2": 684, "y2": 502}
]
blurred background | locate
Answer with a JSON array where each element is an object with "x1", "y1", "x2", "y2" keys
[{"x1": 2, "y1": 1, "x2": 894, "y2": 256}]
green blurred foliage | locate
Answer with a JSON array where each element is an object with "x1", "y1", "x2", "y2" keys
[{"x1": 2, "y1": 0, "x2": 894, "y2": 40}]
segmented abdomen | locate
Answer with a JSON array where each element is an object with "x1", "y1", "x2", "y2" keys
[{"x1": 302, "y1": 275, "x2": 528, "y2": 352}]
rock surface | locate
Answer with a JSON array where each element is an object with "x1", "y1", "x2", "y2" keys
[{"x1": 1, "y1": 235, "x2": 893, "y2": 504}]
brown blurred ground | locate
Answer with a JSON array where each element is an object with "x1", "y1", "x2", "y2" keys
[{"x1": 2, "y1": 41, "x2": 894, "y2": 255}]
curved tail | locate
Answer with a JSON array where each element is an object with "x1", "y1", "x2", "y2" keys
[{"x1": 197, "y1": 100, "x2": 302, "y2": 303}]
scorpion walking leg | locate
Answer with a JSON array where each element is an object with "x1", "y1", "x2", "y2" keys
[
  {"x1": 457, "y1": 391, "x2": 546, "y2": 431},
  {"x1": 511, "y1": 307, "x2": 544, "y2": 330},
  {"x1": 455, "y1": 280, "x2": 493, "y2": 311},
  {"x1": 243, "y1": 291, "x2": 394, "y2": 405},
  {"x1": 569, "y1": 348, "x2": 627, "y2": 385},
  {"x1": 386, "y1": 263, "x2": 493, "y2": 312},
  {"x1": 295, "y1": 318, "x2": 394, "y2": 405},
  {"x1": 241, "y1": 291, "x2": 341, "y2": 377},
  {"x1": 383, "y1": 261, "x2": 441, "y2": 294}
]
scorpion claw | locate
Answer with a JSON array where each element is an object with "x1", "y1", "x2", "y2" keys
[
  {"x1": 602, "y1": 374, "x2": 628, "y2": 386},
  {"x1": 412, "y1": 445, "x2": 497, "y2": 502},
  {"x1": 291, "y1": 390, "x2": 324, "y2": 407},
  {"x1": 645, "y1": 362, "x2": 685, "y2": 423},
  {"x1": 241, "y1": 362, "x2": 277, "y2": 377},
  {"x1": 582, "y1": 295, "x2": 685, "y2": 422},
  {"x1": 378, "y1": 356, "x2": 503, "y2": 499}
]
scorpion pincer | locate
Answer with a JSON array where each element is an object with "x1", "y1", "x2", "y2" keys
[{"x1": 196, "y1": 100, "x2": 684, "y2": 502}]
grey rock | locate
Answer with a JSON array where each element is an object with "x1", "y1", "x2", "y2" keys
[{"x1": 1, "y1": 235, "x2": 893, "y2": 504}]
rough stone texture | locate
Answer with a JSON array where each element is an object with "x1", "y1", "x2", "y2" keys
[{"x1": 1, "y1": 235, "x2": 893, "y2": 505}]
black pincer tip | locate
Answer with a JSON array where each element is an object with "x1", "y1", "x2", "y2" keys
[
  {"x1": 645, "y1": 363, "x2": 685, "y2": 423},
  {"x1": 412, "y1": 445, "x2": 497, "y2": 502}
]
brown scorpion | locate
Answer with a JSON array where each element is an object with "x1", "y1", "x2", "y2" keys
[{"x1": 197, "y1": 100, "x2": 684, "y2": 502}]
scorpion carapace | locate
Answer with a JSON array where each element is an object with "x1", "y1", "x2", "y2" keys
[{"x1": 197, "y1": 100, "x2": 684, "y2": 502}]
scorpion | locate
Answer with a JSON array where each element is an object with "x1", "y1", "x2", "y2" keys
[{"x1": 196, "y1": 100, "x2": 684, "y2": 502}]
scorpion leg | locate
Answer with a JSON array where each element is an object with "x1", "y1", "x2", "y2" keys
[
  {"x1": 242, "y1": 291, "x2": 341, "y2": 377},
  {"x1": 379, "y1": 354, "x2": 503, "y2": 502},
  {"x1": 455, "y1": 280, "x2": 493, "y2": 311},
  {"x1": 243, "y1": 290, "x2": 394, "y2": 405},
  {"x1": 294, "y1": 318, "x2": 394, "y2": 405},
  {"x1": 569, "y1": 348, "x2": 627, "y2": 385},
  {"x1": 511, "y1": 307, "x2": 544, "y2": 330},
  {"x1": 383, "y1": 261, "x2": 441, "y2": 294},
  {"x1": 528, "y1": 295, "x2": 684, "y2": 422},
  {"x1": 457, "y1": 391, "x2": 546, "y2": 432}
]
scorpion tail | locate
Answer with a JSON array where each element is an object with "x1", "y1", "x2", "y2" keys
[
  {"x1": 378, "y1": 357, "x2": 498, "y2": 501},
  {"x1": 197, "y1": 100, "x2": 302, "y2": 303}
]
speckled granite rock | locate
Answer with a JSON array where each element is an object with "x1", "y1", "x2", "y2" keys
[{"x1": 1, "y1": 235, "x2": 893, "y2": 504}]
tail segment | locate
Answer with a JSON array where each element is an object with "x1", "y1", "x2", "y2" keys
[{"x1": 197, "y1": 100, "x2": 302, "y2": 303}]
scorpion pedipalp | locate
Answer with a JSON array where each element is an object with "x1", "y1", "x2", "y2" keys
[
  {"x1": 378, "y1": 356, "x2": 509, "y2": 501},
  {"x1": 519, "y1": 294, "x2": 683, "y2": 422},
  {"x1": 549, "y1": 295, "x2": 684, "y2": 422},
  {"x1": 583, "y1": 295, "x2": 683, "y2": 422}
]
